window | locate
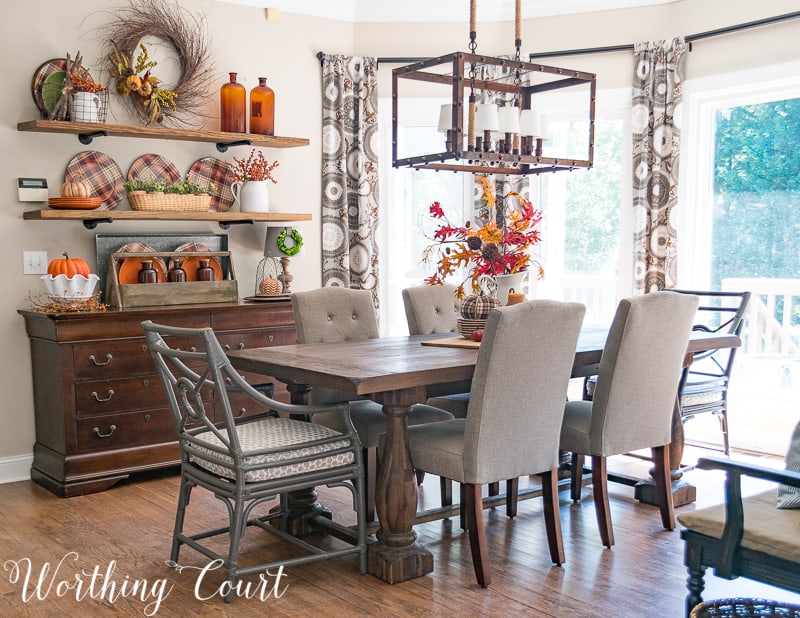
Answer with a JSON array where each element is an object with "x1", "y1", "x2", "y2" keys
[{"x1": 378, "y1": 90, "x2": 631, "y2": 334}]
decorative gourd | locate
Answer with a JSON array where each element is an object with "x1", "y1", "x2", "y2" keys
[
  {"x1": 460, "y1": 293, "x2": 500, "y2": 320},
  {"x1": 60, "y1": 177, "x2": 92, "y2": 198},
  {"x1": 258, "y1": 277, "x2": 283, "y2": 296},
  {"x1": 47, "y1": 252, "x2": 91, "y2": 279}
]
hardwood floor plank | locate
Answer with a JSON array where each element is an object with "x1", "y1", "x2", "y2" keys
[{"x1": 1, "y1": 451, "x2": 799, "y2": 616}]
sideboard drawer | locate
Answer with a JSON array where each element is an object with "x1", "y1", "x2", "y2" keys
[
  {"x1": 76, "y1": 409, "x2": 177, "y2": 452},
  {"x1": 73, "y1": 339, "x2": 151, "y2": 379},
  {"x1": 75, "y1": 375, "x2": 173, "y2": 417},
  {"x1": 216, "y1": 328, "x2": 295, "y2": 352}
]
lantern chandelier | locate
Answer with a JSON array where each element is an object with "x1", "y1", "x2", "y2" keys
[{"x1": 392, "y1": 0, "x2": 596, "y2": 175}]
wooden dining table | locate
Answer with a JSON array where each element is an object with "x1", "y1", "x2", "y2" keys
[{"x1": 227, "y1": 327, "x2": 739, "y2": 584}]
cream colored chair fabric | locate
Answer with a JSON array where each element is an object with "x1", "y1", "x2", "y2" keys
[
  {"x1": 405, "y1": 300, "x2": 586, "y2": 586},
  {"x1": 292, "y1": 287, "x2": 454, "y2": 521},
  {"x1": 560, "y1": 291, "x2": 699, "y2": 548}
]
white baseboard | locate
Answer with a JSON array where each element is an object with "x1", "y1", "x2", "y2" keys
[{"x1": 0, "y1": 454, "x2": 33, "y2": 484}]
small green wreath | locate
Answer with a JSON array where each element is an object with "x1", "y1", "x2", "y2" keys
[{"x1": 277, "y1": 228, "x2": 303, "y2": 256}]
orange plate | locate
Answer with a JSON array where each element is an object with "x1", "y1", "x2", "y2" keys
[
  {"x1": 118, "y1": 256, "x2": 167, "y2": 284},
  {"x1": 180, "y1": 255, "x2": 223, "y2": 282},
  {"x1": 48, "y1": 197, "x2": 103, "y2": 210}
]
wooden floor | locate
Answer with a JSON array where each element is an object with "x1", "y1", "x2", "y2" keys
[{"x1": 1, "y1": 448, "x2": 799, "y2": 617}]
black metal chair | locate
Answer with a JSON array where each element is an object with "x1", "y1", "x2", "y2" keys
[
  {"x1": 668, "y1": 290, "x2": 751, "y2": 455},
  {"x1": 142, "y1": 320, "x2": 367, "y2": 601}
]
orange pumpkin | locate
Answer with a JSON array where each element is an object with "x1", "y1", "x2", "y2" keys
[
  {"x1": 60, "y1": 178, "x2": 92, "y2": 198},
  {"x1": 47, "y1": 252, "x2": 91, "y2": 279}
]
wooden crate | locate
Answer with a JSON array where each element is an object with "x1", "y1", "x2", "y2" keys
[{"x1": 105, "y1": 251, "x2": 239, "y2": 308}]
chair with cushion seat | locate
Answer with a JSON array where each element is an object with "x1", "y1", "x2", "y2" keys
[
  {"x1": 142, "y1": 320, "x2": 367, "y2": 601},
  {"x1": 404, "y1": 299, "x2": 586, "y2": 586},
  {"x1": 561, "y1": 291, "x2": 699, "y2": 548},
  {"x1": 402, "y1": 284, "x2": 471, "y2": 418},
  {"x1": 292, "y1": 287, "x2": 454, "y2": 522},
  {"x1": 667, "y1": 289, "x2": 750, "y2": 456}
]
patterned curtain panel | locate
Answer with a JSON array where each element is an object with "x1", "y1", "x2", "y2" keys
[
  {"x1": 320, "y1": 54, "x2": 380, "y2": 307},
  {"x1": 632, "y1": 38, "x2": 688, "y2": 294}
]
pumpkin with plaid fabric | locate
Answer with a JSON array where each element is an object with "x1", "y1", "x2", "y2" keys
[{"x1": 460, "y1": 294, "x2": 501, "y2": 320}]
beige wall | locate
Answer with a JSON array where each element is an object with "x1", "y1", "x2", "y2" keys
[{"x1": 0, "y1": 0, "x2": 797, "y2": 472}]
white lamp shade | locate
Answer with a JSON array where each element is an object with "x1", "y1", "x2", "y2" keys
[
  {"x1": 474, "y1": 103, "x2": 499, "y2": 131},
  {"x1": 437, "y1": 104, "x2": 453, "y2": 133},
  {"x1": 519, "y1": 109, "x2": 542, "y2": 136},
  {"x1": 497, "y1": 106, "x2": 520, "y2": 133}
]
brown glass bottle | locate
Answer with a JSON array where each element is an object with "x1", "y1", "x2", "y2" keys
[
  {"x1": 197, "y1": 259, "x2": 215, "y2": 282},
  {"x1": 220, "y1": 72, "x2": 246, "y2": 133},
  {"x1": 249, "y1": 77, "x2": 275, "y2": 136},
  {"x1": 138, "y1": 260, "x2": 157, "y2": 284}
]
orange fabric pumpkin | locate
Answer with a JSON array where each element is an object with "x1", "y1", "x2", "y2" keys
[{"x1": 47, "y1": 252, "x2": 91, "y2": 278}]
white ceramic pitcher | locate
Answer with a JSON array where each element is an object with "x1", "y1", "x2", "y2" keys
[{"x1": 231, "y1": 180, "x2": 270, "y2": 213}]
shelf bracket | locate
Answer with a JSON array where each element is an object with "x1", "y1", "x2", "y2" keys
[
  {"x1": 218, "y1": 219, "x2": 255, "y2": 230},
  {"x1": 82, "y1": 217, "x2": 114, "y2": 229},
  {"x1": 78, "y1": 131, "x2": 109, "y2": 145},
  {"x1": 216, "y1": 139, "x2": 253, "y2": 153}
]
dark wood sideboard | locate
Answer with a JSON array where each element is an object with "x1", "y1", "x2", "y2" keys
[{"x1": 18, "y1": 300, "x2": 296, "y2": 497}]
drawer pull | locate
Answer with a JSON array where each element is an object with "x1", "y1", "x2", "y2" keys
[
  {"x1": 88, "y1": 353, "x2": 113, "y2": 366},
  {"x1": 223, "y1": 342, "x2": 246, "y2": 351},
  {"x1": 234, "y1": 408, "x2": 246, "y2": 418},
  {"x1": 93, "y1": 425, "x2": 117, "y2": 438},
  {"x1": 91, "y1": 389, "x2": 115, "y2": 402},
  {"x1": 268, "y1": 335, "x2": 274, "y2": 343}
]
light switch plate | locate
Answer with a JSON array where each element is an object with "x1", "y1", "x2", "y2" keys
[{"x1": 18, "y1": 178, "x2": 48, "y2": 202}]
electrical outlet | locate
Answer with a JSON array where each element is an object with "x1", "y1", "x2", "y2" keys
[{"x1": 23, "y1": 251, "x2": 48, "y2": 275}]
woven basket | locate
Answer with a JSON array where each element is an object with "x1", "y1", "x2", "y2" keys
[
  {"x1": 690, "y1": 598, "x2": 800, "y2": 617},
  {"x1": 128, "y1": 191, "x2": 212, "y2": 212}
]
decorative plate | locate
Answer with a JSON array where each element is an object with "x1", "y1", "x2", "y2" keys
[
  {"x1": 186, "y1": 157, "x2": 235, "y2": 212},
  {"x1": 173, "y1": 242, "x2": 223, "y2": 282},
  {"x1": 31, "y1": 58, "x2": 68, "y2": 116},
  {"x1": 127, "y1": 154, "x2": 181, "y2": 184},
  {"x1": 113, "y1": 243, "x2": 167, "y2": 285},
  {"x1": 48, "y1": 197, "x2": 103, "y2": 210},
  {"x1": 64, "y1": 151, "x2": 124, "y2": 210}
]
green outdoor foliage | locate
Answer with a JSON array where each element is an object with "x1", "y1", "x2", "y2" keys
[{"x1": 712, "y1": 98, "x2": 800, "y2": 288}]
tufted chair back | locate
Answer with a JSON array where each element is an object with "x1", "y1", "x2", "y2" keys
[
  {"x1": 402, "y1": 284, "x2": 461, "y2": 335},
  {"x1": 292, "y1": 287, "x2": 378, "y2": 343}
]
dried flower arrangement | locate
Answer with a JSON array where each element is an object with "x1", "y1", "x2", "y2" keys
[
  {"x1": 99, "y1": 0, "x2": 212, "y2": 125},
  {"x1": 27, "y1": 292, "x2": 107, "y2": 314},
  {"x1": 231, "y1": 150, "x2": 280, "y2": 183}
]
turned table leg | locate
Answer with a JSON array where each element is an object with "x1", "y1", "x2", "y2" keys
[{"x1": 368, "y1": 388, "x2": 433, "y2": 583}]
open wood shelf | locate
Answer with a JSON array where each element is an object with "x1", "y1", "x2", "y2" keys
[
  {"x1": 23, "y1": 209, "x2": 312, "y2": 229},
  {"x1": 17, "y1": 119, "x2": 309, "y2": 151}
]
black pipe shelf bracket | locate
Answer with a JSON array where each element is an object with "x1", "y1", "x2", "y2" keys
[
  {"x1": 78, "y1": 130, "x2": 109, "y2": 145},
  {"x1": 218, "y1": 219, "x2": 255, "y2": 230},
  {"x1": 216, "y1": 139, "x2": 253, "y2": 153},
  {"x1": 82, "y1": 217, "x2": 114, "y2": 230}
]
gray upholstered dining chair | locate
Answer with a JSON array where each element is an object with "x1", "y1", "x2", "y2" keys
[
  {"x1": 560, "y1": 291, "x2": 699, "y2": 548},
  {"x1": 292, "y1": 287, "x2": 454, "y2": 522},
  {"x1": 402, "y1": 284, "x2": 471, "y2": 418},
  {"x1": 142, "y1": 320, "x2": 367, "y2": 601},
  {"x1": 404, "y1": 300, "x2": 586, "y2": 587}
]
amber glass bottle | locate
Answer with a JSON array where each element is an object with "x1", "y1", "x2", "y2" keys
[
  {"x1": 249, "y1": 77, "x2": 275, "y2": 136},
  {"x1": 220, "y1": 72, "x2": 246, "y2": 133}
]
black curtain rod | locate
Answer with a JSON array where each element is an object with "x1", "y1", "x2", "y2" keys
[
  {"x1": 529, "y1": 10, "x2": 800, "y2": 59},
  {"x1": 316, "y1": 10, "x2": 800, "y2": 66}
]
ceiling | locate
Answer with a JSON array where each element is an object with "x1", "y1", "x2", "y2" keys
[{"x1": 218, "y1": 0, "x2": 679, "y2": 22}]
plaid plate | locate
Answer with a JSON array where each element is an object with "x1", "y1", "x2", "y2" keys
[
  {"x1": 186, "y1": 157, "x2": 235, "y2": 212},
  {"x1": 65, "y1": 151, "x2": 124, "y2": 210},
  {"x1": 127, "y1": 154, "x2": 181, "y2": 184},
  {"x1": 31, "y1": 58, "x2": 67, "y2": 115}
]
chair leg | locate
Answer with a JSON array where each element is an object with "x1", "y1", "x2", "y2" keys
[
  {"x1": 487, "y1": 481, "x2": 500, "y2": 497},
  {"x1": 225, "y1": 496, "x2": 247, "y2": 603},
  {"x1": 652, "y1": 444, "x2": 675, "y2": 530},
  {"x1": 464, "y1": 482, "x2": 491, "y2": 587},
  {"x1": 459, "y1": 483, "x2": 467, "y2": 531},
  {"x1": 718, "y1": 407, "x2": 730, "y2": 456},
  {"x1": 364, "y1": 447, "x2": 377, "y2": 522},
  {"x1": 506, "y1": 477, "x2": 519, "y2": 518},
  {"x1": 440, "y1": 477, "x2": 453, "y2": 508},
  {"x1": 541, "y1": 469, "x2": 565, "y2": 566},
  {"x1": 591, "y1": 455, "x2": 614, "y2": 548},
  {"x1": 570, "y1": 453, "x2": 585, "y2": 502},
  {"x1": 171, "y1": 475, "x2": 193, "y2": 562}
]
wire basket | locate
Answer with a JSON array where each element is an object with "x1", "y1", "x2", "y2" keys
[
  {"x1": 70, "y1": 90, "x2": 109, "y2": 124},
  {"x1": 691, "y1": 598, "x2": 800, "y2": 618},
  {"x1": 128, "y1": 192, "x2": 212, "y2": 212}
]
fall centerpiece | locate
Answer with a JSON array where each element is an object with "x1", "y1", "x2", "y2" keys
[
  {"x1": 423, "y1": 176, "x2": 544, "y2": 301},
  {"x1": 124, "y1": 179, "x2": 212, "y2": 212}
]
